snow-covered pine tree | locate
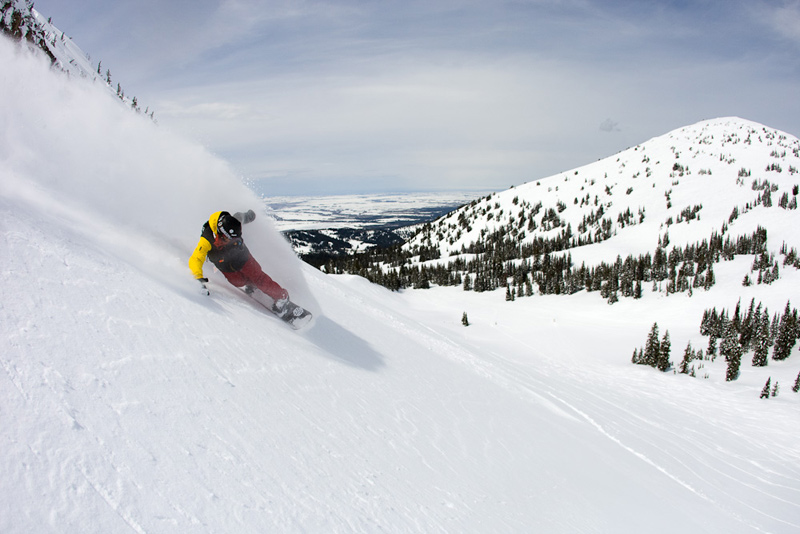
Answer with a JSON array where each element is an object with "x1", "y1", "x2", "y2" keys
[
  {"x1": 760, "y1": 378, "x2": 771, "y2": 399},
  {"x1": 644, "y1": 323, "x2": 660, "y2": 367},
  {"x1": 679, "y1": 342, "x2": 693, "y2": 374},
  {"x1": 707, "y1": 334, "x2": 717, "y2": 358},
  {"x1": 739, "y1": 298, "x2": 756, "y2": 351},
  {"x1": 704, "y1": 264, "x2": 715, "y2": 290},
  {"x1": 720, "y1": 320, "x2": 741, "y2": 361},
  {"x1": 461, "y1": 312, "x2": 470, "y2": 327},
  {"x1": 793, "y1": 371, "x2": 800, "y2": 393},
  {"x1": 700, "y1": 308, "x2": 712, "y2": 335},
  {"x1": 725, "y1": 342, "x2": 743, "y2": 381},
  {"x1": 752, "y1": 310, "x2": 771, "y2": 367},
  {"x1": 772, "y1": 301, "x2": 798, "y2": 361},
  {"x1": 732, "y1": 299, "x2": 742, "y2": 332},
  {"x1": 657, "y1": 331, "x2": 672, "y2": 372}
]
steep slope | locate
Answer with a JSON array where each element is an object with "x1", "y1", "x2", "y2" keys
[
  {"x1": 2, "y1": 30, "x2": 800, "y2": 534},
  {"x1": 1, "y1": 0, "x2": 153, "y2": 114}
]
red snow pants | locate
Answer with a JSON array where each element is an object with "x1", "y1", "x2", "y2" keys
[{"x1": 222, "y1": 256, "x2": 288, "y2": 302}]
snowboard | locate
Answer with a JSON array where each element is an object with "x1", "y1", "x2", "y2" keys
[
  {"x1": 273, "y1": 299, "x2": 314, "y2": 330},
  {"x1": 244, "y1": 287, "x2": 313, "y2": 330}
]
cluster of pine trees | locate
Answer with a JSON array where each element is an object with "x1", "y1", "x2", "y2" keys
[
  {"x1": 320, "y1": 222, "x2": 783, "y2": 307},
  {"x1": 634, "y1": 298, "x2": 800, "y2": 393},
  {"x1": 700, "y1": 299, "x2": 799, "y2": 369},
  {"x1": 95, "y1": 61, "x2": 154, "y2": 119},
  {"x1": 631, "y1": 323, "x2": 673, "y2": 372}
]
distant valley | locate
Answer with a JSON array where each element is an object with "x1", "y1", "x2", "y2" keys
[{"x1": 262, "y1": 191, "x2": 487, "y2": 262}]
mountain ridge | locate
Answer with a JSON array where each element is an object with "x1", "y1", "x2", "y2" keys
[{"x1": 1, "y1": 0, "x2": 155, "y2": 117}]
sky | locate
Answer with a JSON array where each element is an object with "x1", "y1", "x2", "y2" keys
[{"x1": 31, "y1": 0, "x2": 800, "y2": 196}]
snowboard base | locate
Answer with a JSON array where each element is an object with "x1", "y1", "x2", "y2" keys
[
  {"x1": 244, "y1": 287, "x2": 313, "y2": 330},
  {"x1": 275, "y1": 300, "x2": 314, "y2": 329}
]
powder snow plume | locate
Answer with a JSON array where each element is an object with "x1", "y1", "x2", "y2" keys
[{"x1": 0, "y1": 36, "x2": 312, "y2": 304}]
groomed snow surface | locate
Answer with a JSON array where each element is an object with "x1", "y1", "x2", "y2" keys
[{"x1": 2, "y1": 37, "x2": 799, "y2": 533}]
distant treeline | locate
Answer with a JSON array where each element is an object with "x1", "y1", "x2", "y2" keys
[{"x1": 319, "y1": 220, "x2": 800, "y2": 304}]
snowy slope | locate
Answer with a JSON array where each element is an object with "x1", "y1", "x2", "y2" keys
[
  {"x1": 2, "y1": 33, "x2": 800, "y2": 534},
  {"x1": 408, "y1": 117, "x2": 800, "y2": 269}
]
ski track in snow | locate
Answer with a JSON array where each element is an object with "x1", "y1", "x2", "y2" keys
[{"x1": 391, "y1": 284, "x2": 800, "y2": 533}]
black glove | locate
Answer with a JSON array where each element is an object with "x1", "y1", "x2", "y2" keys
[{"x1": 197, "y1": 277, "x2": 210, "y2": 295}]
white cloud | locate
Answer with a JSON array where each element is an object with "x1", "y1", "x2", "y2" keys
[
  {"x1": 768, "y1": 1, "x2": 800, "y2": 44},
  {"x1": 31, "y1": 0, "x2": 800, "y2": 194}
]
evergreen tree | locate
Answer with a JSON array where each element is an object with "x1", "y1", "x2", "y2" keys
[
  {"x1": 679, "y1": 341, "x2": 693, "y2": 374},
  {"x1": 732, "y1": 299, "x2": 742, "y2": 332},
  {"x1": 771, "y1": 381, "x2": 779, "y2": 397},
  {"x1": 719, "y1": 320, "x2": 741, "y2": 362},
  {"x1": 725, "y1": 341, "x2": 743, "y2": 381},
  {"x1": 707, "y1": 334, "x2": 717, "y2": 358},
  {"x1": 772, "y1": 301, "x2": 798, "y2": 361},
  {"x1": 704, "y1": 264, "x2": 715, "y2": 290},
  {"x1": 752, "y1": 311, "x2": 771, "y2": 367},
  {"x1": 657, "y1": 331, "x2": 672, "y2": 372},
  {"x1": 770, "y1": 312, "x2": 781, "y2": 345},
  {"x1": 792, "y1": 371, "x2": 800, "y2": 393},
  {"x1": 739, "y1": 298, "x2": 756, "y2": 350},
  {"x1": 700, "y1": 309, "x2": 711, "y2": 335},
  {"x1": 505, "y1": 285, "x2": 514, "y2": 301},
  {"x1": 644, "y1": 323, "x2": 660, "y2": 367},
  {"x1": 760, "y1": 377, "x2": 771, "y2": 399},
  {"x1": 461, "y1": 312, "x2": 470, "y2": 327}
]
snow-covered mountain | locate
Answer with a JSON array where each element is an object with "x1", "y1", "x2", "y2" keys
[
  {"x1": 321, "y1": 117, "x2": 800, "y2": 309},
  {"x1": 405, "y1": 117, "x2": 800, "y2": 279},
  {"x1": 2, "y1": 12, "x2": 800, "y2": 534}
]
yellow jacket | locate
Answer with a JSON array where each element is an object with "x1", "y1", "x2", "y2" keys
[{"x1": 189, "y1": 211, "x2": 254, "y2": 279}]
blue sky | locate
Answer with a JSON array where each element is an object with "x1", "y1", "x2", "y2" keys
[{"x1": 33, "y1": 0, "x2": 800, "y2": 195}]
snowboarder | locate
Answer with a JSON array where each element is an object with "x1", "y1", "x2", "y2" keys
[{"x1": 189, "y1": 210, "x2": 290, "y2": 312}]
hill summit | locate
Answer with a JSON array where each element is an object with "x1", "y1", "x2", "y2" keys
[{"x1": 335, "y1": 117, "x2": 800, "y2": 300}]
